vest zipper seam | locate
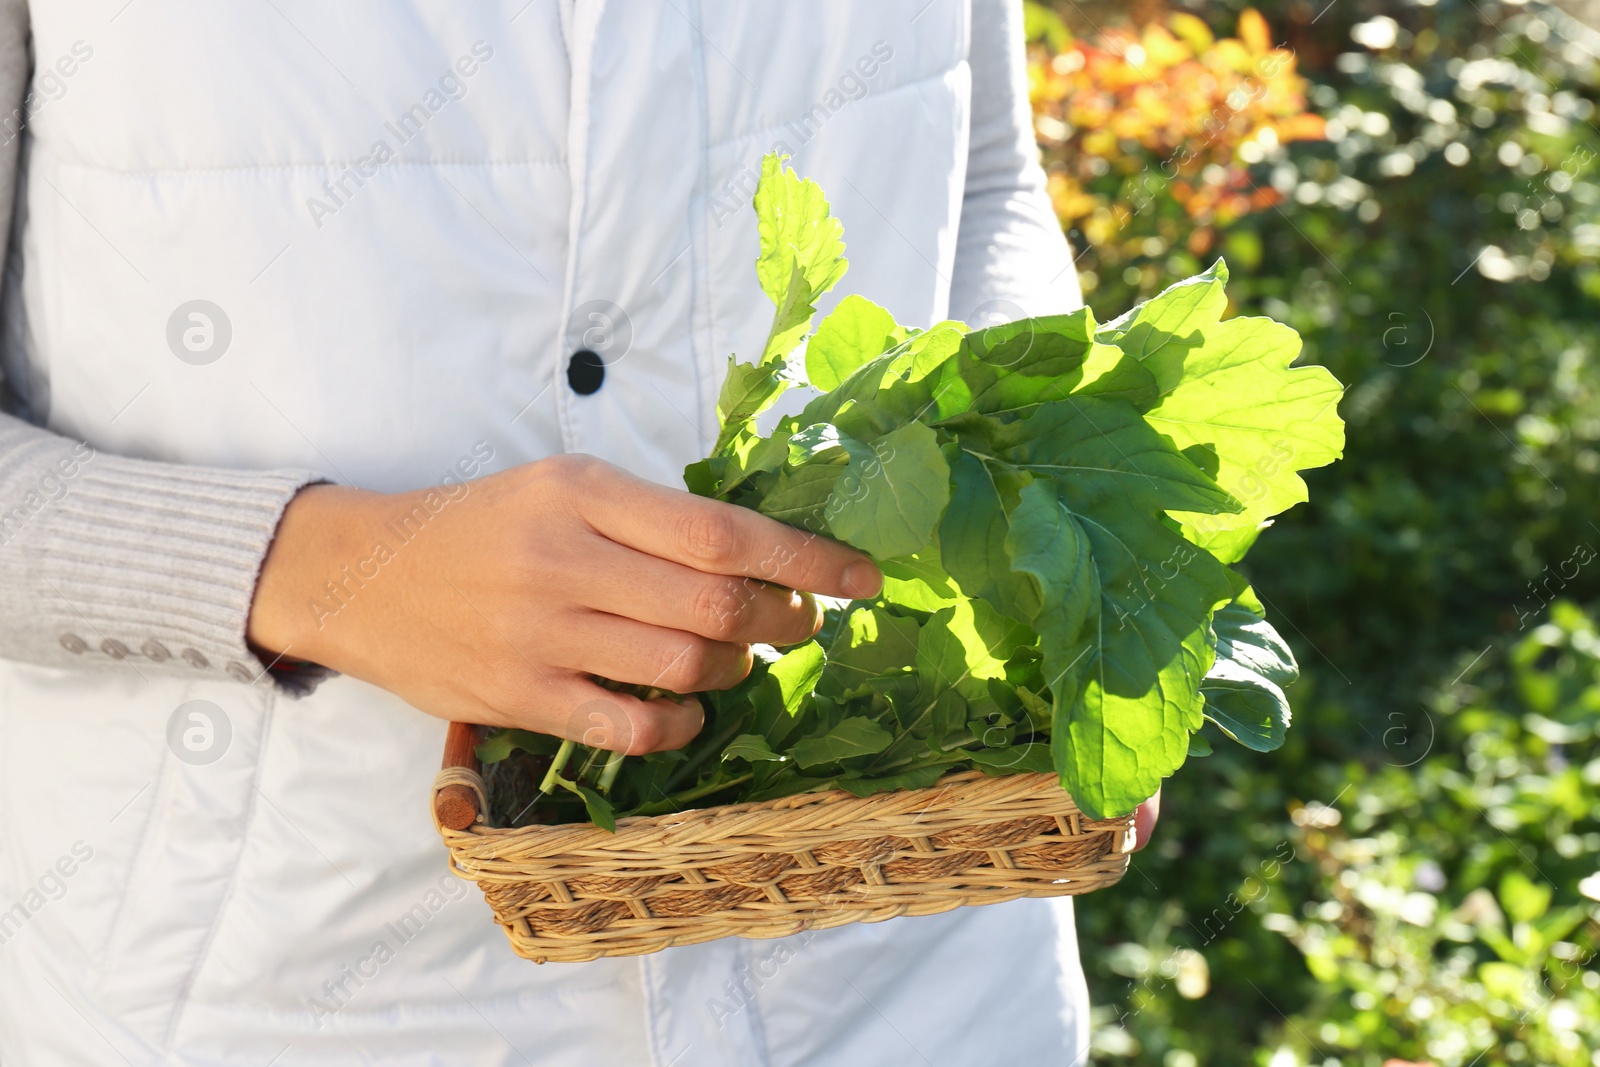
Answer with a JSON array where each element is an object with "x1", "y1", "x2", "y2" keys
[
  {"x1": 555, "y1": 0, "x2": 608, "y2": 457},
  {"x1": 686, "y1": 0, "x2": 715, "y2": 451}
]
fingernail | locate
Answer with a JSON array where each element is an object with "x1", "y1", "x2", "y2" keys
[{"x1": 842, "y1": 561, "x2": 883, "y2": 600}]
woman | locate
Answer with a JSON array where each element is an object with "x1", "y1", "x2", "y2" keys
[{"x1": 0, "y1": 2, "x2": 1116, "y2": 1062}]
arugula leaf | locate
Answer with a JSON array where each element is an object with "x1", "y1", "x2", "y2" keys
[
  {"x1": 723, "y1": 734, "x2": 786, "y2": 763},
  {"x1": 754, "y1": 154, "x2": 847, "y2": 364},
  {"x1": 552, "y1": 777, "x2": 617, "y2": 832},
  {"x1": 1096, "y1": 258, "x2": 1230, "y2": 396},
  {"x1": 792, "y1": 718, "x2": 895, "y2": 768},
  {"x1": 989, "y1": 397, "x2": 1242, "y2": 517},
  {"x1": 917, "y1": 599, "x2": 1032, "y2": 702},
  {"x1": 834, "y1": 764, "x2": 949, "y2": 795},
  {"x1": 1201, "y1": 599, "x2": 1299, "y2": 751},
  {"x1": 808, "y1": 295, "x2": 905, "y2": 391},
  {"x1": 768, "y1": 641, "x2": 827, "y2": 715},
  {"x1": 1212, "y1": 598, "x2": 1299, "y2": 687},
  {"x1": 682, "y1": 456, "x2": 727, "y2": 498},
  {"x1": 939, "y1": 450, "x2": 1041, "y2": 622},
  {"x1": 1203, "y1": 661, "x2": 1291, "y2": 752},
  {"x1": 968, "y1": 742, "x2": 1055, "y2": 775},
  {"x1": 712, "y1": 156, "x2": 849, "y2": 456},
  {"x1": 822, "y1": 607, "x2": 921, "y2": 697},
  {"x1": 1142, "y1": 316, "x2": 1346, "y2": 562},
  {"x1": 754, "y1": 462, "x2": 844, "y2": 530},
  {"x1": 929, "y1": 313, "x2": 1095, "y2": 417},
  {"x1": 825, "y1": 421, "x2": 951, "y2": 559},
  {"x1": 475, "y1": 728, "x2": 558, "y2": 764},
  {"x1": 886, "y1": 322, "x2": 968, "y2": 386},
  {"x1": 787, "y1": 422, "x2": 873, "y2": 466},
  {"x1": 1056, "y1": 493, "x2": 1234, "y2": 818},
  {"x1": 714, "y1": 354, "x2": 792, "y2": 457},
  {"x1": 1005, "y1": 480, "x2": 1099, "y2": 690},
  {"x1": 879, "y1": 549, "x2": 962, "y2": 611}
]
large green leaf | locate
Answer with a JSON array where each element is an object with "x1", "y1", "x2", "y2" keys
[
  {"x1": 989, "y1": 397, "x2": 1243, "y2": 517},
  {"x1": 1054, "y1": 494, "x2": 1234, "y2": 818},
  {"x1": 1096, "y1": 258, "x2": 1230, "y2": 396},
  {"x1": 825, "y1": 421, "x2": 951, "y2": 559},
  {"x1": 929, "y1": 310, "x2": 1124, "y2": 420},
  {"x1": 792, "y1": 717, "x2": 895, "y2": 768},
  {"x1": 1143, "y1": 316, "x2": 1346, "y2": 561}
]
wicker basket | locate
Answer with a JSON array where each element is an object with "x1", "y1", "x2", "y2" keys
[{"x1": 432, "y1": 722, "x2": 1135, "y2": 964}]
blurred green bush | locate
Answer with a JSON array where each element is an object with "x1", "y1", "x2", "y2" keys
[{"x1": 1025, "y1": 1, "x2": 1600, "y2": 1063}]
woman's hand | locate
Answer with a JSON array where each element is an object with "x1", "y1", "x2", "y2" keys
[
  {"x1": 1132, "y1": 789, "x2": 1162, "y2": 851},
  {"x1": 247, "y1": 454, "x2": 882, "y2": 753}
]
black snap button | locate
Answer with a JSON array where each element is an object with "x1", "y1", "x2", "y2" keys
[{"x1": 567, "y1": 349, "x2": 605, "y2": 395}]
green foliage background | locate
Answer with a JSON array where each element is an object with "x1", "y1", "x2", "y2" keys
[{"x1": 1029, "y1": 1, "x2": 1600, "y2": 1063}]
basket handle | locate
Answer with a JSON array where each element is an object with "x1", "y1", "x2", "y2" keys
[{"x1": 432, "y1": 721, "x2": 486, "y2": 831}]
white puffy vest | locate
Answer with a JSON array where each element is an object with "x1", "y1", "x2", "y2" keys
[{"x1": 0, "y1": 3, "x2": 1089, "y2": 1063}]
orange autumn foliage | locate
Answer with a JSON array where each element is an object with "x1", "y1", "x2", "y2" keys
[{"x1": 1029, "y1": 5, "x2": 1325, "y2": 255}]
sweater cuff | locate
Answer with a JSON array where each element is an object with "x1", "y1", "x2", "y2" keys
[{"x1": 0, "y1": 433, "x2": 331, "y2": 696}]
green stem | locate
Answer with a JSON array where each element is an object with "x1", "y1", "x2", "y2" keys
[
  {"x1": 572, "y1": 745, "x2": 604, "y2": 785},
  {"x1": 539, "y1": 739, "x2": 575, "y2": 794},
  {"x1": 673, "y1": 772, "x2": 754, "y2": 805},
  {"x1": 598, "y1": 750, "x2": 627, "y2": 794}
]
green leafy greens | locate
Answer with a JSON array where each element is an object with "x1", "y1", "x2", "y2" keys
[{"x1": 480, "y1": 155, "x2": 1345, "y2": 827}]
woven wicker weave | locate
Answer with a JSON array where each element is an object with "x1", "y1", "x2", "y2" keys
[{"x1": 434, "y1": 757, "x2": 1135, "y2": 964}]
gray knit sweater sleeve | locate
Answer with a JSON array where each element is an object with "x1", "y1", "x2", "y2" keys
[{"x1": 0, "y1": 0, "x2": 326, "y2": 692}]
